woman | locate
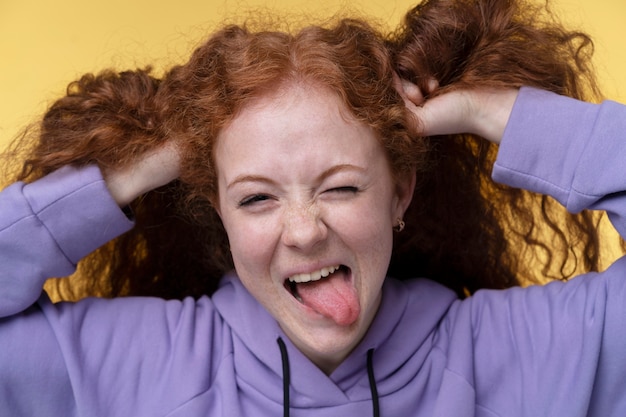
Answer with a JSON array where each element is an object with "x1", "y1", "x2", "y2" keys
[{"x1": 1, "y1": 0, "x2": 624, "y2": 415}]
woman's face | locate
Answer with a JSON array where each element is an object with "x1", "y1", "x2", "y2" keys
[{"x1": 214, "y1": 83, "x2": 414, "y2": 374}]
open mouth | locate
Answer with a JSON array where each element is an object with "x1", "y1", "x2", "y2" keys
[
  {"x1": 284, "y1": 265, "x2": 348, "y2": 302},
  {"x1": 283, "y1": 265, "x2": 359, "y2": 326}
]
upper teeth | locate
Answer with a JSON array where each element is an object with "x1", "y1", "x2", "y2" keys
[{"x1": 288, "y1": 265, "x2": 339, "y2": 283}]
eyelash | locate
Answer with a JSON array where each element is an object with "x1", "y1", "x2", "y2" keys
[
  {"x1": 238, "y1": 194, "x2": 270, "y2": 207},
  {"x1": 328, "y1": 186, "x2": 359, "y2": 193},
  {"x1": 238, "y1": 186, "x2": 359, "y2": 207}
]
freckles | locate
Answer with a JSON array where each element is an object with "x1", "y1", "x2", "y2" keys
[
  {"x1": 230, "y1": 218, "x2": 279, "y2": 264},
  {"x1": 232, "y1": 233, "x2": 264, "y2": 260}
]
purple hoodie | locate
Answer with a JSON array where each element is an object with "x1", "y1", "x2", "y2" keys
[{"x1": 2, "y1": 87, "x2": 626, "y2": 416}]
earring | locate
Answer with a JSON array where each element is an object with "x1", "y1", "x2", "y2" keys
[{"x1": 393, "y1": 218, "x2": 405, "y2": 232}]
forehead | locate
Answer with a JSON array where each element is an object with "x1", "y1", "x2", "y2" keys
[
  {"x1": 214, "y1": 84, "x2": 385, "y2": 179},
  {"x1": 224, "y1": 82, "x2": 358, "y2": 135}
]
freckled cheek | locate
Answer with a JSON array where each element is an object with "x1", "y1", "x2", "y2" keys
[
  {"x1": 225, "y1": 218, "x2": 280, "y2": 274},
  {"x1": 333, "y1": 202, "x2": 394, "y2": 272},
  {"x1": 330, "y1": 201, "x2": 393, "y2": 243}
]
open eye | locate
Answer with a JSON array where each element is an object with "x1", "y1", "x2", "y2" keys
[{"x1": 238, "y1": 194, "x2": 271, "y2": 207}]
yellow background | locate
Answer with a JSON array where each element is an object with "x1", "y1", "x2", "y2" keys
[{"x1": 1, "y1": 0, "x2": 625, "y2": 149}]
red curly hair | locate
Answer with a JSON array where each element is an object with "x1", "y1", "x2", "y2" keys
[
  {"x1": 387, "y1": 0, "x2": 604, "y2": 293},
  {"x1": 2, "y1": 0, "x2": 609, "y2": 300}
]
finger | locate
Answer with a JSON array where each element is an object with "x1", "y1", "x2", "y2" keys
[
  {"x1": 402, "y1": 80, "x2": 425, "y2": 105},
  {"x1": 425, "y1": 78, "x2": 439, "y2": 95},
  {"x1": 393, "y1": 73, "x2": 427, "y2": 105},
  {"x1": 406, "y1": 94, "x2": 458, "y2": 137}
]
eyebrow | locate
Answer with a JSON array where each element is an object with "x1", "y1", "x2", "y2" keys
[{"x1": 226, "y1": 164, "x2": 366, "y2": 190}]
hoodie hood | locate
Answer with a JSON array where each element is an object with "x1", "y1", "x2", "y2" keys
[{"x1": 212, "y1": 272, "x2": 458, "y2": 409}]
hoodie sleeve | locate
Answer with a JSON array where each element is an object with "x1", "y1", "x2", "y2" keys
[
  {"x1": 0, "y1": 165, "x2": 134, "y2": 317},
  {"x1": 493, "y1": 86, "x2": 626, "y2": 236},
  {"x1": 0, "y1": 168, "x2": 228, "y2": 415},
  {"x1": 464, "y1": 87, "x2": 626, "y2": 416}
]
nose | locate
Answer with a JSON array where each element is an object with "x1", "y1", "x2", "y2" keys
[{"x1": 281, "y1": 202, "x2": 328, "y2": 251}]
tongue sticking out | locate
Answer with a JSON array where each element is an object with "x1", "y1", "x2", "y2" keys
[{"x1": 295, "y1": 271, "x2": 360, "y2": 326}]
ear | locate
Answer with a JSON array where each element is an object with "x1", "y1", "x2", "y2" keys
[{"x1": 393, "y1": 170, "x2": 416, "y2": 219}]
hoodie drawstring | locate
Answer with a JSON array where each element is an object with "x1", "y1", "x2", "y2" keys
[
  {"x1": 366, "y1": 348, "x2": 380, "y2": 417},
  {"x1": 277, "y1": 338, "x2": 291, "y2": 417},
  {"x1": 276, "y1": 338, "x2": 381, "y2": 417}
]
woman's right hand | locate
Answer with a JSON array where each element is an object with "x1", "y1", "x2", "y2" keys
[
  {"x1": 397, "y1": 78, "x2": 519, "y2": 145},
  {"x1": 104, "y1": 140, "x2": 180, "y2": 207}
]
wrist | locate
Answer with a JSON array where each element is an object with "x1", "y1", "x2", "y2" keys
[
  {"x1": 104, "y1": 142, "x2": 180, "y2": 207},
  {"x1": 104, "y1": 165, "x2": 148, "y2": 207},
  {"x1": 470, "y1": 89, "x2": 519, "y2": 144}
]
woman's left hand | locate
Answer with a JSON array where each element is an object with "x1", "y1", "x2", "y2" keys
[{"x1": 395, "y1": 77, "x2": 519, "y2": 145}]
